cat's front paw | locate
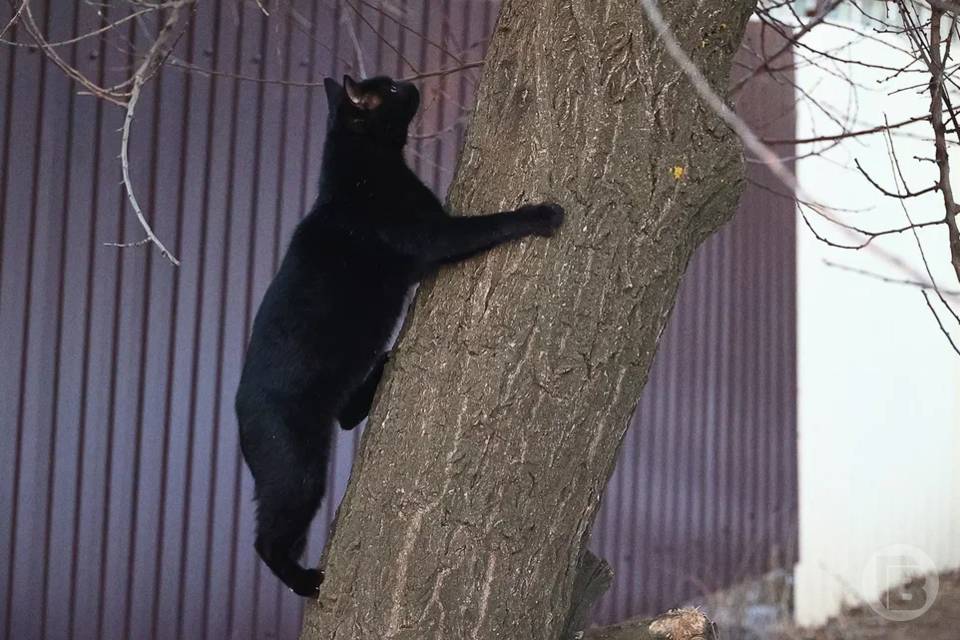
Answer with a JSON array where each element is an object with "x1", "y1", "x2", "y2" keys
[{"x1": 519, "y1": 202, "x2": 565, "y2": 237}]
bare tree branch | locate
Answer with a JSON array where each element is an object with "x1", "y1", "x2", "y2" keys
[
  {"x1": 762, "y1": 113, "x2": 931, "y2": 145},
  {"x1": 923, "y1": 4, "x2": 960, "y2": 281},
  {"x1": 730, "y1": 0, "x2": 843, "y2": 96},
  {"x1": 0, "y1": 7, "x2": 153, "y2": 49},
  {"x1": 343, "y1": 6, "x2": 368, "y2": 78},
  {"x1": 401, "y1": 60, "x2": 484, "y2": 82},
  {"x1": 11, "y1": 0, "x2": 129, "y2": 105},
  {"x1": 109, "y1": 0, "x2": 195, "y2": 265},
  {"x1": 0, "y1": 0, "x2": 27, "y2": 41},
  {"x1": 922, "y1": 290, "x2": 960, "y2": 355},
  {"x1": 854, "y1": 157, "x2": 938, "y2": 199},
  {"x1": 824, "y1": 258, "x2": 960, "y2": 295}
]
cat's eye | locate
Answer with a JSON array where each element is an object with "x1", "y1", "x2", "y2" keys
[{"x1": 389, "y1": 83, "x2": 399, "y2": 94}]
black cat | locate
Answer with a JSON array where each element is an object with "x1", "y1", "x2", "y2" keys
[{"x1": 235, "y1": 74, "x2": 564, "y2": 598}]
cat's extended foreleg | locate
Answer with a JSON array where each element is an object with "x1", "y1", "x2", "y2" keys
[
  {"x1": 382, "y1": 202, "x2": 564, "y2": 265},
  {"x1": 338, "y1": 352, "x2": 388, "y2": 430},
  {"x1": 432, "y1": 203, "x2": 563, "y2": 264}
]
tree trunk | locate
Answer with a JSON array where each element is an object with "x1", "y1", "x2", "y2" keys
[{"x1": 301, "y1": 2, "x2": 755, "y2": 639}]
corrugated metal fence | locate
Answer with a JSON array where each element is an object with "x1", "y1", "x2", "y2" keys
[{"x1": 0, "y1": 2, "x2": 795, "y2": 638}]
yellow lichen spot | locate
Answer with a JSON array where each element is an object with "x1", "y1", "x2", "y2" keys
[{"x1": 671, "y1": 165, "x2": 686, "y2": 180}]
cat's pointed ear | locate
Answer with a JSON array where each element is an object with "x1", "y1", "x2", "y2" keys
[
  {"x1": 343, "y1": 74, "x2": 363, "y2": 107},
  {"x1": 324, "y1": 77, "x2": 343, "y2": 107}
]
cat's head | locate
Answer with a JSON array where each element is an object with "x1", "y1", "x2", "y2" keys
[{"x1": 324, "y1": 74, "x2": 420, "y2": 148}]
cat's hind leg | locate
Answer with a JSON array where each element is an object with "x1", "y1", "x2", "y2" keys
[
  {"x1": 338, "y1": 352, "x2": 388, "y2": 431},
  {"x1": 241, "y1": 423, "x2": 329, "y2": 598},
  {"x1": 254, "y1": 483, "x2": 325, "y2": 597}
]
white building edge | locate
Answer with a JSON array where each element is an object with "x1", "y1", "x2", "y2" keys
[{"x1": 789, "y1": 7, "x2": 960, "y2": 627}]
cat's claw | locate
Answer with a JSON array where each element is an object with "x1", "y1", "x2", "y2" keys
[
  {"x1": 534, "y1": 202, "x2": 565, "y2": 237},
  {"x1": 543, "y1": 203, "x2": 565, "y2": 233},
  {"x1": 518, "y1": 202, "x2": 565, "y2": 237}
]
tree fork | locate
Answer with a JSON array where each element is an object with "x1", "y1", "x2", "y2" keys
[{"x1": 301, "y1": 1, "x2": 756, "y2": 638}]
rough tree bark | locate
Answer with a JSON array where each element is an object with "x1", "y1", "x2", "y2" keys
[{"x1": 301, "y1": 1, "x2": 756, "y2": 638}]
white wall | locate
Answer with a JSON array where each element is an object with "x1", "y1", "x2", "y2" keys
[{"x1": 792, "y1": 23, "x2": 960, "y2": 627}]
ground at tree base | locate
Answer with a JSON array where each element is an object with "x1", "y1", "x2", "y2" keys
[
  {"x1": 772, "y1": 570, "x2": 960, "y2": 640},
  {"x1": 681, "y1": 569, "x2": 959, "y2": 639}
]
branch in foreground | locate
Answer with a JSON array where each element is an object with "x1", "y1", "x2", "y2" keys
[
  {"x1": 584, "y1": 609, "x2": 717, "y2": 640},
  {"x1": 561, "y1": 554, "x2": 715, "y2": 640}
]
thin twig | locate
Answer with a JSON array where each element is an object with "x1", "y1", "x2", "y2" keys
[
  {"x1": 761, "y1": 113, "x2": 931, "y2": 145},
  {"x1": 0, "y1": 7, "x2": 153, "y2": 48},
  {"x1": 105, "y1": 1, "x2": 194, "y2": 265},
  {"x1": 13, "y1": 0, "x2": 129, "y2": 105},
  {"x1": 103, "y1": 238, "x2": 153, "y2": 249},
  {"x1": 730, "y1": 0, "x2": 843, "y2": 96},
  {"x1": 854, "y1": 158, "x2": 938, "y2": 199},
  {"x1": 168, "y1": 56, "x2": 485, "y2": 89},
  {"x1": 401, "y1": 60, "x2": 484, "y2": 82},
  {"x1": 0, "y1": 0, "x2": 27, "y2": 41},
  {"x1": 167, "y1": 57, "x2": 327, "y2": 87},
  {"x1": 112, "y1": 77, "x2": 182, "y2": 264},
  {"x1": 922, "y1": 290, "x2": 960, "y2": 355},
  {"x1": 252, "y1": 0, "x2": 270, "y2": 16},
  {"x1": 343, "y1": 7, "x2": 367, "y2": 78},
  {"x1": 824, "y1": 259, "x2": 960, "y2": 295},
  {"x1": 343, "y1": 0, "x2": 419, "y2": 74}
]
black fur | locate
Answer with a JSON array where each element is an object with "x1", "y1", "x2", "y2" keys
[{"x1": 235, "y1": 74, "x2": 564, "y2": 598}]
